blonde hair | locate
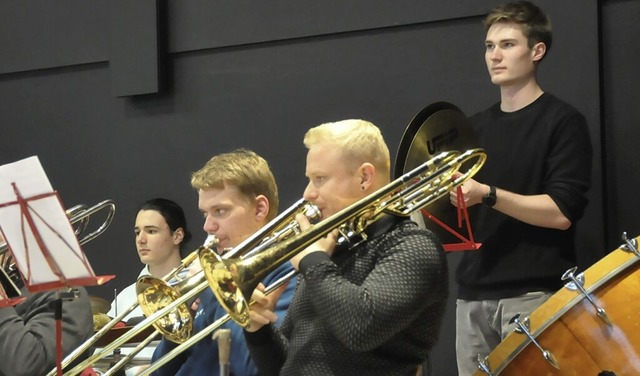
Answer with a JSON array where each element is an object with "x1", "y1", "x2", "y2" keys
[
  {"x1": 191, "y1": 149, "x2": 279, "y2": 220},
  {"x1": 303, "y1": 119, "x2": 391, "y2": 178}
]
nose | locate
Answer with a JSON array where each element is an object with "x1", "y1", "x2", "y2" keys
[
  {"x1": 137, "y1": 232, "x2": 146, "y2": 244},
  {"x1": 203, "y1": 214, "x2": 218, "y2": 234},
  {"x1": 490, "y1": 47, "x2": 502, "y2": 61},
  {"x1": 303, "y1": 182, "x2": 318, "y2": 202}
]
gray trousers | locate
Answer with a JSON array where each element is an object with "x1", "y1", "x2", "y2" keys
[{"x1": 455, "y1": 292, "x2": 552, "y2": 376}]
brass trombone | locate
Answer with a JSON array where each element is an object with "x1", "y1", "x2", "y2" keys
[
  {"x1": 139, "y1": 269, "x2": 295, "y2": 376},
  {"x1": 67, "y1": 148, "x2": 484, "y2": 375},
  {"x1": 58, "y1": 199, "x2": 320, "y2": 376},
  {"x1": 51, "y1": 244, "x2": 207, "y2": 376},
  {"x1": 134, "y1": 148, "x2": 486, "y2": 376},
  {"x1": 205, "y1": 148, "x2": 486, "y2": 327}
]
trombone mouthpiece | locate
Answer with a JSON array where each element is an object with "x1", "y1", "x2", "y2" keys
[
  {"x1": 304, "y1": 204, "x2": 322, "y2": 223},
  {"x1": 203, "y1": 235, "x2": 219, "y2": 248}
]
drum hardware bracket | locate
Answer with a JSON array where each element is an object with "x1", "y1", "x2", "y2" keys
[
  {"x1": 510, "y1": 313, "x2": 560, "y2": 370},
  {"x1": 562, "y1": 267, "x2": 612, "y2": 326},
  {"x1": 621, "y1": 232, "x2": 639, "y2": 257},
  {"x1": 476, "y1": 354, "x2": 494, "y2": 376}
]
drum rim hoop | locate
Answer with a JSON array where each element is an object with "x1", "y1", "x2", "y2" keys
[{"x1": 484, "y1": 246, "x2": 640, "y2": 375}]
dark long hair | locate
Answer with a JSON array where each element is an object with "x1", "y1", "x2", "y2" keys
[{"x1": 137, "y1": 198, "x2": 192, "y2": 253}]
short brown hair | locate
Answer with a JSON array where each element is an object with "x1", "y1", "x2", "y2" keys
[
  {"x1": 191, "y1": 149, "x2": 279, "y2": 220},
  {"x1": 485, "y1": 1, "x2": 552, "y2": 56}
]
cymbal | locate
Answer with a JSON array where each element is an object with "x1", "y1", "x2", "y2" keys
[
  {"x1": 395, "y1": 101, "x2": 478, "y2": 177},
  {"x1": 90, "y1": 296, "x2": 111, "y2": 314},
  {"x1": 394, "y1": 102, "x2": 478, "y2": 244}
]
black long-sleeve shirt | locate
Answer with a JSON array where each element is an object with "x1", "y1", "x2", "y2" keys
[
  {"x1": 456, "y1": 93, "x2": 593, "y2": 300},
  {"x1": 245, "y1": 215, "x2": 448, "y2": 376}
]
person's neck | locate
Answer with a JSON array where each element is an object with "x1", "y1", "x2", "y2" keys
[
  {"x1": 148, "y1": 253, "x2": 182, "y2": 278},
  {"x1": 499, "y1": 78, "x2": 544, "y2": 113}
]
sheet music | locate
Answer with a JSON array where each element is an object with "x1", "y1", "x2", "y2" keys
[{"x1": 0, "y1": 156, "x2": 96, "y2": 286}]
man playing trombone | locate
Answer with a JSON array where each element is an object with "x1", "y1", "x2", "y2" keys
[
  {"x1": 0, "y1": 233, "x2": 94, "y2": 376},
  {"x1": 244, "y1": 120, "x2": 449, "y2": 375},
  {"x1": 151, "y1": 149, "x2": 296, "y2": 376}
]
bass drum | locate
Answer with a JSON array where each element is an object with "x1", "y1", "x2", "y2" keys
[{"x1": 474, "y1": 234, "x2": 640, "y2": 376}]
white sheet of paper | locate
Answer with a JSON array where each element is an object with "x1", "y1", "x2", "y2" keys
[{"x1": 0, "y1": 156, "x2": 95, "y2": 285}]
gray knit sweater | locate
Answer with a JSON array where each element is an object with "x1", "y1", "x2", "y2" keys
[
  {"x1": 0, "y1": 287, "x2": 93, "y2": 376},
  {"x1": 246, "y1": 215, "x2": 448, "y2": 376}
]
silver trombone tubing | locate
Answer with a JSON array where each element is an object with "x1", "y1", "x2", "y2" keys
[
  {"x1": 75, "y1": 200, "x2": 116, "y2": 245},
  {"x1": 66, "y1": 204, "x2": 90, "y2": 237},
  {"x1": 61, "y1": 274, "x2": 208, "y2": 376},
  {"x1": 49, "y1": 251, "x2": 200, "y2": 376},
  {"x1": 61, "y1": 199, "x2": 318, "y2": 376},
  {"x1": 0, "y1": 199, "x2": 115, "y2": 255},
  {"x1": 103, "y1": 328, "x2": 158, "y2": 376},
  {"x1": 136, "y1": 269, "x2": 297, "y2": 376}
]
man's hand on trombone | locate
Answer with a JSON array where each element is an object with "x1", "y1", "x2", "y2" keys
[
  {"x1": 289, "y1": 213, "x2": 339, "y2": 271},
  {"x1": 245, "y1": 282, "x2": 286, "y2": 333}
]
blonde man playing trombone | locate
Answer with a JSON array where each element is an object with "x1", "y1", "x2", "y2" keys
[
  {"x1": 244, "y1": 120, "x2": 449, "y2": 376},
  {"x1": 151, "y1": 149, "x2": 296, "y2": 376}
]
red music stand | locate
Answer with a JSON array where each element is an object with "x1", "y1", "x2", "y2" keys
[
  {"x1": 0, "y1": 156, "x2": 114, "y2": 375},
  {"x1": 424, "y1": 186, "x2": 481, "y2": 252}
]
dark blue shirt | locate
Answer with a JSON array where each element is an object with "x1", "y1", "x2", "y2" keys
[{"x1": 151, "y1": 262, "x2": 296, "y2": 376}]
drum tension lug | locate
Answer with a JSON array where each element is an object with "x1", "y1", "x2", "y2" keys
[
  {"x1": 562, "y1": 267, "x2": 612, "y2": 326},
  {"x1": 476, "y1": 354, "x2": 494, "y2": 376},
  {"x1": 510, "y1": 314, "x2": 560, "y2": 370},
  {"x1": 621, "y1": 232, "x2": 640, "y2": 257}
]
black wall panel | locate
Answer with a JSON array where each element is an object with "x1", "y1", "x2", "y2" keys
[
  {"x1": 109, "y1": 0, "x2": 161, "y2": 96},
  {"x1": 0, "y1": 1, "x2": 108, "y2": 74},
  {"x1": 602, "y1": 0, "x2": 640, "y2": 249}
]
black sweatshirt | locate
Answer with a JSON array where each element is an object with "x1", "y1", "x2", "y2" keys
[{"x1": 456, "y1": 93, "x2": 593, "y2": 300}]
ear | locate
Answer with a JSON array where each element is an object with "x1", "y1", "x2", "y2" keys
[
  {"x1": 358, "y1": 163, "x2": 376, "y2": 191},
  {"x1": 531, "y1": 42, "x2": 546, "y2": 62},
  {"x1": 254, "y1": 195, "x2": 270, "y2": 222},
  {"x1": 172, "y1": 228, "x2": 185, "y2": 245}
]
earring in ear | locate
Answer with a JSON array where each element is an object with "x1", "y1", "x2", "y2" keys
[{"x1": 361, "y1": 185, "x2": 365, "y2": 191}]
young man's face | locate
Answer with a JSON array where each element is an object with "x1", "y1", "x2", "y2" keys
[
  {"x1": 484, "y1": 22, "x2": 540, "y2": 87},
  {"x1": 135, "y1": 210, "x2": 181, "y2": 267},
  {"x1": 303, "y1": 142, "x2": 364, "y2": 219},
  {"x1": 198, "y1": 184, "x2": 265, "y2": 250}
]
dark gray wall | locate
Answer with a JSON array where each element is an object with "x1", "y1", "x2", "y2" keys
[
  {"x1": 0, "y1": 1, "x2": 635, "y2": 375},
  {"x1": 602, "y1": 0, "x2": 640, "y2": 250}
]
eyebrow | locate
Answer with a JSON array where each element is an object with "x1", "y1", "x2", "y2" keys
[
  {"x1": 201, "y1": 203, "x2": 232, "y2": 213},
  {"x1": 485, "y1": 38, "x2": 518, "y2": 44},
  {"x1": 134, "y1": 225, "x2": 162, "y2": 230}
]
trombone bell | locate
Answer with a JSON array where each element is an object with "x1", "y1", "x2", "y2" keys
[
  {"x1": 200, "y1": 247, "x2": 251, "y2": 327},
  {"x1": 199, "y1": 203, "x2": 321, "y2": 328},
  {"x1": 136, "y1": 276, "x2": 193, "y2": 343}
]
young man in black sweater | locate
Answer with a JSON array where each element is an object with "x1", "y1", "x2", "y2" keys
[{"x1": 449, "y1": 1, "x2": 593, "y2": 374}]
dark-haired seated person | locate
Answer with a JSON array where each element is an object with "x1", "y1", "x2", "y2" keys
[{"x1": 99, "y1": 198, "x2": 192, "y2": 375}]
